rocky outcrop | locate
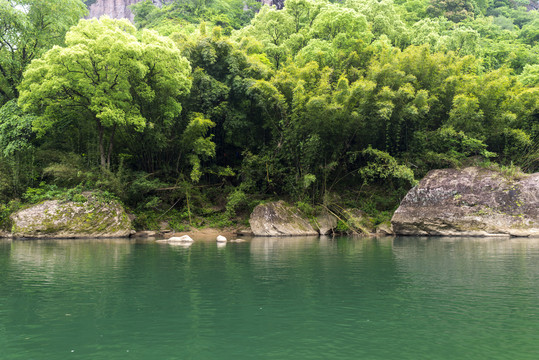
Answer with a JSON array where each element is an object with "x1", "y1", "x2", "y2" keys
[
  {"x1": 11, "y1": 194, "x2": 131, "y2": 239},
  {"x1": 88, "y1": 0, "x2": 140, "y2": 21},
  {"x1": 87, "y1": 0, "x2": 167, "y2": 21},
  {"x1": 249, "y1": 201, "x2": 318, "y2": 236},
  {"x1": 392, "y1": 167, "x2": 539, "y2": 237}
]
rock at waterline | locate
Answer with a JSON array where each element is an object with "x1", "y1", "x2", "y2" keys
[
  {"x1": 375, "y1": 222, "x2": 394, "y2": 236},
  {"x1": 10, "y1": 194, "x2": 131, "y2": 239},
  {"x1": 216, "y1": 235, "x2": 227, "y2": 242},
  {"x1": 391, "y1": 167, "x2": 539, "y2": 237},
  {"x1": 156, "y1": 235, "x2": 194, "y2": 243},
  {"x1": 314, "y1": 211, "x2": 338, "y2": 235},
  {"x1": 249, "y1": 201, "x2": 318, "y2": 236}
]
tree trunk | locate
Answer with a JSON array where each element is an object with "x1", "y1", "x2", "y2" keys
[
  {"x1": 106, "y1": 124, "x2": 117, "y2": 171},
  {"x1": 97, "y1": 120, "x2": 106, "y2": 169}
]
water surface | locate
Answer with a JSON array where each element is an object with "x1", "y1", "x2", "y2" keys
[{"x1": 1, "y1": 236, "x2": 539, "y2": 359}]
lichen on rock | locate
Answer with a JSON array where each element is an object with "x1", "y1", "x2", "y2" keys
[
  {"x1": 391, "y1": 167, "x2": 539, "y2": 237},
  {"x1": 10, "y1": 194, "x2": 132, "y2": 239},
  {"x1": 249, "y1": 201, "x2": 318, "y2": 236}
]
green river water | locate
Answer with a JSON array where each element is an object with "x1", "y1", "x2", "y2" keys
[{"x1": 1, "y1": 236, "x2": 539, "y2": 359}]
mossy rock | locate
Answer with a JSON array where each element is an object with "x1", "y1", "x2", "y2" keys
[
  {"x1": 10, "y1": 194, "x2": 131, "y2": 239},
  {"x1": 249, "y1": 200, "x2": 318, "y2": 236}
]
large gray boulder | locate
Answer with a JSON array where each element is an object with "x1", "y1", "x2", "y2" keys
[
  {"x1": 249, "y1": 201, "x2": 318, "y2": 236},
  {"x1": 11, "y1": 194, "x2": 131, "y2": 239},
  {"x1": 392, "y1": 167, "x2": 539, "y2": 237}
]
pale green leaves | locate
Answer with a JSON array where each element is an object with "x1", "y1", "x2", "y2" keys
[
  {"x1": 519, "y1": 64, "x2": 539, "y2": 87},
  {"x1": 358, "y1": 146, "x2": 417, "y2": 186},
  {"x1": 19, "y1": 17, "x2": 191, "y2": 133},
  {"x1": 181, "y1": 113, "x2": 216, "y2": 182},
  {"x1": 18, "y1": 17, "x2": 192, "y2": 169}
]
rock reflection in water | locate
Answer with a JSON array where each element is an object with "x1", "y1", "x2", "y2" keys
[
  {"x1": 8, "y1": 239, "x2": 133, "y2": 285},
  {"x1": 250, "y1": 236, "x2": 319, "y2": 258}
]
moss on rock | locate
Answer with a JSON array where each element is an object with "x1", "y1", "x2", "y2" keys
[{"x1": 10, "y1": 193, "x2": 132, "y2": 239}]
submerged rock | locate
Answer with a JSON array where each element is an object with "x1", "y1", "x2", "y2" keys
[
  {"x1": 391, "y1": 167, "x2": 539, "y2": 236},
  {"x1": 11, "y1": 194, "x2": 131, "y2": 239},
  {"x1": 249, "y1": 201, "x2": 318, "y2": 236}
]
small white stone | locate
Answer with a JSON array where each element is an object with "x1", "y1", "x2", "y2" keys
[{"x1": 216, "y1": 235, "x2": 227, "y2": 242}]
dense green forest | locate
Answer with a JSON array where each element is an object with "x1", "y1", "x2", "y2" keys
[{"x1": 0, "y1": 0, "x2": 538, "y2": 230}]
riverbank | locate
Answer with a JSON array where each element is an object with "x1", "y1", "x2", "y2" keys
[{"x1": 132, "y1": 226, "x2": 252, "y2": 241}]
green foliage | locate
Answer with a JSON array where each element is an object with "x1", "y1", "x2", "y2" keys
[
  {"x1": 0, "y1": 0, "x2": 87, "y2": 105},
  {"x1": 411, "y1": 126, "x2": 497, "y2": 171},
  {"x1": 0, "y1": 0, "x2": 538, "y2": 231},
  {"x1": 131, "y1": 0, "x2": 260, "y2": 32},
  {"x1": 181, "y1": 113, "x2": 217, "y2": 182},
  {"x1": 427, "y1": 0, "x2": 477, "y2": 22},
  {"x1": 0, "y1": 100, "x2": 36, "y2": 156},
  {"x1": 519, "y1": 64, "x2": 539, "y2": 87},
  {"x1": 18, "y1": 17, "x2": 192, "y2": 169},
  {"x1": 501, "y1": 128, "x2": 533, "y2": 160},
  {"x1": 225, "y1": 189, "x2": 249, "y2": 218},
  {"x1": 23, "y1": 183, "x2": 82, "y2": 204},
  {"x1": 358, "y1": 146, "x2": 417, "y2": 186},
  {"x1": 0, "y1": 200, "x2": 20, "y2": 231},
  {"x1": 296, "y1": 200, "x2": 316, "y2": 216}
]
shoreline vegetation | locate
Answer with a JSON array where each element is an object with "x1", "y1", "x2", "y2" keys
[
  {"x1": 0, "y1": 0, "x2": 538, "y2": 238},
  {"x1": 4, "y1": 165, "x2": 539, "y2": 239}
]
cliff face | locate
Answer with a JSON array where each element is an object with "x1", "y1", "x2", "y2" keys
[
  {"x1": 88, "y1": 0, "x2": 165, "y2": 21},
  {"x1": 87, "y1": 0, "x2": 284, "y2": 21},
  {"x1": 88, "y1": 0, "x2": 139, "y2": 21}
]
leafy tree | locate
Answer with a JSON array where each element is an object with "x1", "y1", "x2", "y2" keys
[
  {"x1": 0, "y1": 99, "x2": 38, "y2": 197},
  {"x1": 347, "y1": 0, "x2": 410, "y2": 48},
  {"x1": 130, "y1": 0, "x2": 260, "y2": 32},
  {"x1": 427, "y1": 0, "x2": 476, "y2": 22},
  {"x1": 520, "y1": 18, "x2": 539, "y2": 45},
  {"x1": 0, "y1": 0, "x2": 87, "y2": 105},
  {"x1": 519, "y1": 64, "x2": 539, "y2": 86},
  {"x1": 18, "y1": 17, "x2": 192, "y2": 170}
]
